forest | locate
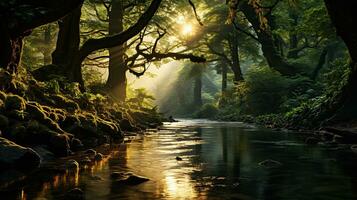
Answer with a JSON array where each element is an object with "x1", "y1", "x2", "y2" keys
[{"x1": 1, "y1": 0, "x2": 357, "y2": 199}]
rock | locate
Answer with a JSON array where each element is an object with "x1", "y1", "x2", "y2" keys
[
  {"x1": 175, "y1": 156, "x2": 183, "y2": 161},
  {"x1": 32, "y1": 145, "x2": 55, "y2": 161},
  {"x1": 65, "y1": 188, "x2": 84, "y2": 200},
  {"x1": 80, "y1": 156, "x2": 91, "y2": 165},
  {"x1": 5, "y1": 94, "x2": 26, "y2": 111},
  {"x1": 49, "y1": 134, "x2": 71, "y2": 156},
  {"x1": 305, "y1": 137, "x2": 319, "y2": 145},
  {"x1": 89, "y1": 175, "x2": 103, "y2": 181},
  {"x1": 66, "y1": 159, "x2": 79, "y2": 171},
  {"x1": 258, "y1": 159, "x2": 282, "y2": 168},
  {"x1": 48, "y1": 94, "x2": 80, "y2": 111},
  {"x1": 0, "y1": 137, "x2": 41, "y2": 169},
  {"x1": 115, "y1": 174, "x2": 150, "y2": 185},
  {"x1": 110, "y1": 172, "x2": 123, "y2": 179},
  {"x1": 26, "y1": 103, "x2": 47, "y2": 121},
  {"x1": 319, "y1": 131, "x2": 334, "y2": 141},
  {"x1": 333, "y1": 135, "x2": 345, "y2": 143},
  {"x1": 120, "y1": 118, "x2": 137, "y2": 132},
  {"x1": 167, "y1": 116, "x2": 178, "y2": 122},
  {"x1": 94, "y1": 153, "x2": 104, "y2": 161},
  {"x1": 97, "y1": 119, "x2": 119, "y2": 136},
  {"x1": 71, "y1": 138, "x2": 83, "y2": 152},
  {"x1": 0, "y1": 91, "x2": 7, "y2": 101},
  {"x1": 85, "y1": 149, "x2": 96, "y2": 155}
]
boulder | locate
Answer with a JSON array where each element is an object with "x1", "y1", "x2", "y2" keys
[
  {"x1": 71, "y1": 138, "x2": 83, "y2": 151},
  {"x1": 32, "y1": 145, "x2": 55, "y2": 161},
  {"x1": 65, "y1": 187, "x2": 84, "y2": 200},
  {"x1": 0, "y1": 137, "x2": 41, "y2": 169},
  {"x1": 94, "y1": 153, "x2": 104, "y2": 161},
  {"x1": 112, "y1": 172, "x2": 149, "y2": 185},
  {"x1": 66, "y1": 159, "x2": 79, "y2": 171},
  {"x1": 258, "y1": 159, "x2": 282, "y2": 168},
  {"x1": 49, "y1": 134, "x2": 71, "y2": 156},
  {"x1": 4, "y1": 94, "x2": 26, "y2": 111},
  {"x1": 120, "y1": 118, "x2": 138, "y2": 132}
]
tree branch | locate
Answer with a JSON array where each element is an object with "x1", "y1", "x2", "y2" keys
[{"x1": 78, "y1": 0, "x2": 163, "y2": 63}]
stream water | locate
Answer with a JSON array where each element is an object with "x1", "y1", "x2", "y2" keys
[{"x1": 2, "y1": 119, "x2": 357, "y2": 200}]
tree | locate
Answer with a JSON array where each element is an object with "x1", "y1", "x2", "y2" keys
[
  {"x1": 320, "y1": 1, "x2": 357, "y2": 120},
  {"x1": 0, "y1": 0, "x2": 84, "y2": 74}
]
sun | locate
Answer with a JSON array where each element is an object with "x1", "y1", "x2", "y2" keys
[{"x1": 181, "y1": 24, "x2": 193, "y2": 35}]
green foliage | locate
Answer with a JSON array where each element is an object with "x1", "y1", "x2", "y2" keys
[
  {"x1": 235, "y1": 67, "x2": 290, "y2": 115},
  {"x1": 128, "y1": 88, "x2": 155, "y2": 108},
  {"x1": 194, "y1": 103, "x2": 219, "y2": 119}
]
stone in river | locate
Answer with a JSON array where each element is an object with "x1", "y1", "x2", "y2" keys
[
  {"x1": 65, "y1": 188, "x2": 84, "y2": 200},
  {"x1": 94, "y1": 153, "x2": 104, "y2": 161},
  {"x1": 258, "y1": 159, "x2": 282, "y2": 168}
]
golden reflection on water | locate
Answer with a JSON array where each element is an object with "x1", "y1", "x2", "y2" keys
[
  {"x1": 164, "y1": 173, "x2": 199, "y2": 199},
  {"x1": 121, "y1": 132, "x2": 206, "y2": 200}
]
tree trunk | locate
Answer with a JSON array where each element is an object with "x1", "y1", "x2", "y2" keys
[
  {"x1": 106, "y1": 0, "x2": 127, "y2": 101},
  {"x1": 52, "y1": 6, "x2": 82, "y2": 85},
  {"x1": 317, "y1": 1, "x2": 357, "y2": 122},
  {"x1": 0, "y1": 0, "x2": 83, "y2": 74},
  {"x1": 0, "y1": 25, "x2": 23, "y2": 74},
  {"x1": 228, "y1": 27, "x2": 243, "y2": 83},
  {"x1": 287, "y1": 10, "x2": 299, "y2": 59},
  {"x1": 193, "y1": 75, "x2": 203, "y2": 107},
  {"x1": 221, "y1": 63, "x2": 228, "y2": 93},
  {"x1": 65, "y1": 0, "x2": 162, "y2": 88},
  {"x1": 240, "y1": 1, "x2": 299, "y2": 76}
]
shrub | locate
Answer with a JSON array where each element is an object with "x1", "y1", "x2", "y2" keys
[{"x1": 194, "y1": 103, "x2": 219, "y2": 119}]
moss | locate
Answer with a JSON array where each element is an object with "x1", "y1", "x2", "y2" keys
[
  {"x1": 5, "y1": 94, "x2": 26, "y2": 111},
  {"x1": 41, "y1": 117, "x2": 63, "y2": 133},
  {"x1": 0, "y1": 99, "x2": 4, "y2": 110},
  {"x1": 97, "y1": 119, "x2": 120, "y2": 136},
  {"x1": 0, "y1": 91, "x2": 7, "y2": 101},
  {"x1": 49, "y1": 94, "x2": 79, "y2": 111},
  {"x1": 26, "y1": 103, "x2": 47, "y2": 121}
]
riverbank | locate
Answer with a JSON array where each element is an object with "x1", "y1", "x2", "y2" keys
[{"x1": 0, "y1": 70, "x2": 163, "y2": 184}]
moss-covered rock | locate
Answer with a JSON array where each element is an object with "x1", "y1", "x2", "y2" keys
[
  {"x1": 120, "y1": 118, "x2": 138, "y2": 132},
  {"x1": 0, "y1": 91, "x2": 7, "y2": 101},
  {"x1": 48, "y1": 94, "x2": 79, "y2": 111},
  {"x1": 26, "y1": 102, "x2": 47, "y2": 121},
  {"x1": 5, "y1": 94, "x2": 26, "y2": 111},
  {"x1": 49, "y1": 134, "x2": 71, "y2": 156},
  {"x1": 97, "y1": 119, "x2": 120, "y2": 136}
]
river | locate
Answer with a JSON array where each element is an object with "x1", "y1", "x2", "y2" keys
[{"x1": 2, "y1": 119, "x2": 357, "y2": 200}]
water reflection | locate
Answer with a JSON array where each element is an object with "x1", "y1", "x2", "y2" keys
[{"x1": 2, "y1": 119, "x2": 357, "y2": 199}]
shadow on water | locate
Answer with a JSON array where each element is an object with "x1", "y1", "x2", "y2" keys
[{"x1": 2, "y1": 119, "x2": 357, "y2": 199}]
